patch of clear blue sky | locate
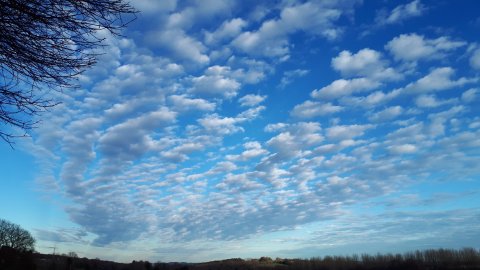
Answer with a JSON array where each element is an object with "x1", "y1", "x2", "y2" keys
[{"x1": 0, "y1": 142, "x2": 69, "y2": 230}]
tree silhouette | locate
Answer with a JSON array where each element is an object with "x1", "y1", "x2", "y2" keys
[
  {"x1": 0, "y1": 219, "x2": 35, "y2": 251},
  {"x1": 0, "y1": 0, "x2": 136, "y2": 145}
]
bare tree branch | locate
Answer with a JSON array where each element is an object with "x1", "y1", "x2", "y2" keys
[{"x1": 0, "y1": 0, "x2": 136, "y2": 146}]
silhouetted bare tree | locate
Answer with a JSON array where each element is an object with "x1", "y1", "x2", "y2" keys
[
  {"x1": 0, "y1": 0, "x2": 136, "y2": 145},
  {"x1": 0, "y1": 219, "x2": 35, "y2": 251}
]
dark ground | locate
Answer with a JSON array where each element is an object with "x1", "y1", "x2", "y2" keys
[{"x1": 1, "y1": 247, "x2": 480, "y2": 270}]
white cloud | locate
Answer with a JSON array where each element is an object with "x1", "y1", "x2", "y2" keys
[
  {"x1": 162, "y1": 142, "x2": 206, "y2": 163},
  {"x1": 238, "y1": 94, "x2": 267, "y2": 107},
  {"x1": 265, "y1": 122, "x2": 324, "y2": 162},
  {"x1": 369, "y1": 106, "x2": 403, "y2": 122},
  {"x1": 264, "y1": 123, "x2": 288, "y2": 133},
  {"x1": 279, "y1": 69, "x2": 310, "y2": 88},
  {"x1": 169, "y1": 95, "x2": 216, "y2": 112},
  {"x1": 461, "y1": 88, "x2": 477, "y2": 103},
  {"x1": 216, "y1": 173, "x2": 264, "y2": 192},
  {"x1": 389, "y1": 144, "x2": 417, "y2": 154},
  {"x1": 213, "y1": 160, "x2": 238, "y2": 173},
  {"x1": 88, "y1": 53, "x2": 183, "y2": 100},
  {"x1": 59, "y1": 117, "x2": 103, "y2": 196},
  {"x1": 470, "y1": 48, "x2": 480, "y2": 69},
  {"x1": 244, "y1": 141, "x2": 261, "y2": 149},
  {"x1": 415, "y1": 94, "x2": 454, "y2": 108},
  {"x1": 377, "y1": 0, "x2": 424, "y2": 25},
  {"x1": 152, "y1": 29, "x2": 210, "y2": 64},
  {"x1": 197, "y1": 105, "x2": 265, "y2": 136},
  {"x1": 387, "y1": 122, "x2": 425, "y2": 142},
  {"x1": 332, "y1": 49, "x2": 379, "y2": 75},
  {"x1": 326, "y1": 124, "x2": 374, "y2": 140},
  {"x1": 340, "y1": 89, "x2": 401, "y2": 108},
  {"x1": 266, "y1": 132, "x2": 296, "y2": 153},
  {"x1": 227, "y1": 58, "x2": 271, "y2": 84},
  {"x1": 205, "y1": 18, "x2": 247, "y2": 45},
  {"x1": 98, "y1": 107, "x2": 177, "y2": 159},
  {"x1": 232, "y1": 1, "x2": 353, "y2": 58},
  {"x1": 291, "y1": 101, "x2": 343, "y2": 118},
  {"x1": 426, "y1": 106, "x2": 465, "y2": 137},
  {"x1": 198, "y1": 114, "x2": 243, "y2": 135},
  {"x1": 311, "y1": 78, "x2": 381, "y2": 100},
  {"x1": 227, "y1": 141, "x2": 268, "y2": 161},
  {"x1": 469, "y1": 119, "x2": 480, "y2": 129},
  {"x1": 164, "y1": 1, "x2": 236, "y2": 30},
  {"x1": 237, "y1": 105, "x2": 266, "y2": 120},
  {"x1": 331, "y1": 49, "x2": 401, "y2": 81},
  {"x1": 386, "y1": 33, "x2": 466, "y2": 62},
  {"x1": 190, "y1": 66, "x2": 241, "y2": 98},
  {"x1": 405, "y1": 67, "x2": 476, "y2": 93},
  {"x1": 104, "y1": 100, "x2": 140, "y2": 120}
]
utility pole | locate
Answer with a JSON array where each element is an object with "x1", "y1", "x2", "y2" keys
[
  {"x1": 39, "y1": 245, "x2": 58, "y2": 255},
  {"x1": 47, "y1": 246, "x2": 57, "y2": 255}
]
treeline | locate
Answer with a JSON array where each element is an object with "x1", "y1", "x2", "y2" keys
[
  {"x1": 196, "y1": 249, "x2": 480, "y2": 270},
  {"x1": 1, "y1": 247, "x2": 480, "y2": 270}
]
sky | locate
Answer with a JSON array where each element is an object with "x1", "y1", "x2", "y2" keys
[{"x1": 1, "y1": 0, "x2": 480, "y2": 263}]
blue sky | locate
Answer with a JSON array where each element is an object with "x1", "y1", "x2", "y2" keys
[{"x1": 1, "y1": 0, "x2": 480, "y2": 263}]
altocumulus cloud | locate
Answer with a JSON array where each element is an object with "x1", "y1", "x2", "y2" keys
[{"x1": 22, "y1": 0, "x2": 480, "y2": 257}]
